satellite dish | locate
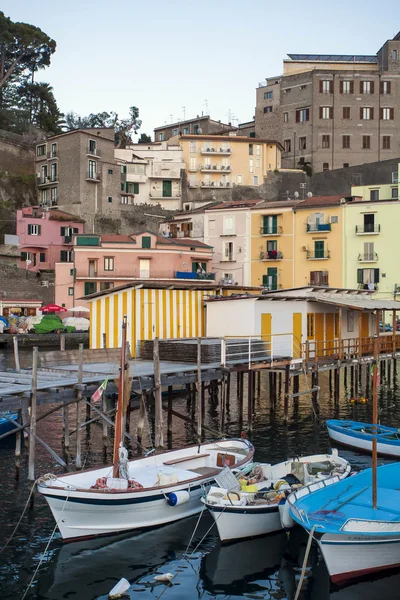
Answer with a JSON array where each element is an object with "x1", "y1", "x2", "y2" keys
[
  {"x1": 294, "y1": 191, "x2": 299, "y2": 198},
  {"x1": 307, "y1": 192, "x2": 313, "y2": 197},
  {"x1": 26, "y1": 260, "x2": 32, "y2": 265}
]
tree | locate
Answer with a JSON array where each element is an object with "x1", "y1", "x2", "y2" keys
[
  {"x1": 297, "y1": 160, "x2": 312, "y2": 177},
  {"x1": 65, "y1": 105, "x2": 142, "y2": 147},
  {"x1": 18, "y1": 81, "x2": 64, "y2": 135},
  {"x1": 0, "y1": 12, "x2": 56, "y2": 91},
  {"x1": 138, "y1": 133, "x2": 151, "y2": 143}
]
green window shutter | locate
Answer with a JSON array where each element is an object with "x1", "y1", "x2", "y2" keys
[
  {"x1": 262, "y1": 275, "x2": 268, "y2": 286},
  {"x1": 262, "y1": 216, "x2": 268, "y2": 234},
  {"x1": 315, "y1": 241, "x2": 324, "y2": 258},
  {"x1": 21, "y1": 252, "x2": 27, "y2": 261},
  {"x1": 125, "y1": 182, "x2": 129, "y2": 192},
  {"x1": 38, "y1": 225, "x2": 41, "y2": 235},
  {"x1": 271, "y1": 215, "x2": 277, "y2": 233},
  {"x1": 60, "y1": 226, "x2": 66, "y2": 236},
  {"x1": 121, "y1": 183, "x2": 124, "y2": 191},
  {"x1": 201, "y1": 262, "x2": 207, "y2": 271},
  {"x1": 133, "y1": 183, "x2": 139, "y2": 194},
  {"x1": 39, "y1": 253, "x2": 46, "y2": 262},
  {"x1": 192, "y1": 262, "x2": 198, "y2": 272},
  {"x1": 60, "y1": 250, "x2": 67, "y2": 261},
  {"x1": 76, "y1": 236, "x2": 100, "y2": 246},
  {"x1": 374, "y1": 268, "x2": 380, "y2": 283},
  {"x1": 357, "y1": 269, "x2": 364, "y2": 284},
  {"x1": 84, "y1": 282, "x2": 90, "y2": 295},
  {"x1": 124, "y1": 165, "x2": 127, "y2": 174},
  {"x1": 142, "y1": 236, "x2": 151, "y2": 249},
  {"x1": 28, "y1": 224, "x2": 32, "y2": 235},
  {"x1": 73, "y1": 228, "x2": 79, "y2": 234}
]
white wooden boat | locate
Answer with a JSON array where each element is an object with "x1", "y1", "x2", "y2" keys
[
  {"x1": 202, "y1": 451, "x2": 350, "y2": 542},
  {"x1": 326, "y1": 419, "x2": 400, "y2": 457}
]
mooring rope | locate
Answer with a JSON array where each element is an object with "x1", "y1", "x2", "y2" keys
[{"x1": 294, "y1": 525, "x2": 316, "y2": 600}]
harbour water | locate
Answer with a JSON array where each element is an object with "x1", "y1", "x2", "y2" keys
[{"x1": 1, "y1": 348, "x2": 400, "y2": 599}]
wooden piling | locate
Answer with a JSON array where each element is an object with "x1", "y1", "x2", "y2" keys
[
  {"x1": 13, "y1": 336, "x2": 20, "y2": 372},
  {"x1": 284, "y1": 364, "x2": 290, "y2": 421},
  {"x1": 75, "y1": 343, "x2": 83, "y2": 469},
  {"x1": 220, "y1": 374, "x2": 226, "y2": 432},
  {"x1": 15, "y1": 408, "x2": 22, "y2": 477},
  {"x1": 28, "y1": 347, "x2": 38, "y2": 481},
  {"x1": 196, "y1": 338, "x2": 202, "y2": 441},
  {"x1": 247, "y1": 371, "x2": 254, "y2": 432},
  {"x1": 102, "y1": 394, "x2": 108, "y2": 448},
  {"x1": 62, "y1": 403, "x2": 70, "y2": 454},
  {"x1": 102, "y1": 332, "x2": 107, "y2": 348},
  {"x1": 153, "y1": 338, "x2": 164, "y2": 451},
  {"x1": 226, "y1": 372, "x2": 231, "y2": 412},
  {"x1": 167, "y1": 385, "x2": 173, "y2": 445},
  {"x1": 60, "y1": 333, "x2": 65, "y2": 352},
  {"x1": 334, "y1": 367, "x2": 340, "y2": 404},
  {"x1": 256, "y1": 371, "x2": 261, "y2": 397},
  {"x1": 137, "y1": 391, "x2": 146, "y2": 448}
]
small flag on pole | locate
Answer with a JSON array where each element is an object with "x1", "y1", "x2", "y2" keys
[{"x1": 91, "y1": 378, "x2": 108, "y2": 403}]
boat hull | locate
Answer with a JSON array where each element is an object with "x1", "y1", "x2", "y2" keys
[
  {"x1": 327, "y1": 425, "x2": 400, "y2": 457},
  {"x1": 318, "y1": 532, "x2": 400, "y2": 583},
  {"x1": 206, "y1": 504, "x2": 282, "y2": 542}
]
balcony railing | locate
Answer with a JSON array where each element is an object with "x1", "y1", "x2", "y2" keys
[
  {"x1": 47, "y1": 150, "x2": 57, "y2": 158},
  {"x1": 356, "y1": 224, "x2": 380, "y2": 234},
  {"x1": 259, "y1": 250, "x2": 283, "y2": 261},
  {"x1": 358, "y1": 283, "x2": 379, "y2": 291},
  {"x1": 87, "y1": 147, "x2": 101, "y2": 157},
  {"x1": 201, "y1": 147, "x2": 231, "y2": 155},
  {"x1": 175, "y1": 271, "x2": 216, "y2": 280},
  {"x1": 201, "y1": 181, "x2": 231, "y2": 188},
  {"x1": 358, "y1": 252, "x2": 378, "y2": 262},
  {"x1": 86, "y1": 171, "x2": 101, "y2": 181},
  {"x1": 200, "y1": 165, "x2": 231, "y2": 172},
  {"x1": 149, "y1": 193, "x2": 181, "y2": 199},
  {"x1": 307, "y1": 223, "x2": 331, "y2": 232},
  {"x1": 307, "y1": 250, "x2": 330, "y2": 259},
  {"x1": 260, "y1": 226, "x2": 283, "y2": 235}
]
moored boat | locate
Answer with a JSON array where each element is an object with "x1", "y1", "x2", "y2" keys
[
  {"x1": 0, "y1": 412, "x2": 18, "y2": 436},
  {"x1": 326, "y1": 419, "x2": 400, "y2": 457},
  {"x1": 201, "y1": 451, "x2": 350, "y2": 542}
]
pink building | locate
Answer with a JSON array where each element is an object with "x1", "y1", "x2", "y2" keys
[
  {"x1": 55, "y1": 231, "x2": 214, "y2": 309},
  {"x1": 17, "y1": 206, "x2": 85, "y2": 272}
]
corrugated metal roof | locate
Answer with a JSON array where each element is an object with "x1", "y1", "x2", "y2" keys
[{"x1": 258, "y1": 292, "x2": 400, "y2": 311}]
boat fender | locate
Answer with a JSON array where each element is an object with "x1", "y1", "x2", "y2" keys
[
  {"x1": 279, "y1": 500, "x2": 294, "y2": 529},
  {"x1": 166, "y1": 490, "x2": 190, "y2": 506}
]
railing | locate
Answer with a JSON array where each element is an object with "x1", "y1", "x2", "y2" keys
[
  {"x1": 221, "y1": 333, "x2": 297, "y2": 368},
  {"x1": 87, "y1": 147, "x2": 101, "y2": 157},
  {"x1": 358, "y1": 252, "x2": 378, "y2": 262},
  {"x1": 306, "y1": 250, "x2": 330, "y2": 259},
  {"x1": 200, "y1": 181, "x2": 231, "y2": 188},
  {"x1": 63, "y1": 236, "x2": 72, "y2": 244},
  {"x1": 201, "y1": 147, "x2": 231, "y2": 154},
  {"x1": 303, "y1": 334, "x2": 400, "y2": 363},
  {"x1": 259, "y1": 250, "x2": 283, "y2": 260},
  {"x1": 200, "y1": 165, "x2": 231, "y2": 172},
  {"x1": 356, "y1": 224, "x2": 380, "y2": 234},
  {"x1": 47, "y1": 150, "x2": 57, "y2": 158},
  {"x1": 175, "y1": 271, "x2": 216, "y2": 280},
  {"x1": 259, "y1": 226, "x2": 283, "y2": 235},
  {"x1": 358, "y1": 283, "x2": 378, "y2": 290},
  {"x1": 307, "y1": 223, "x2": 331, "y2": 232},
  {"x1": 86, "y1": 171, "x2": 100, "y2": 181}
]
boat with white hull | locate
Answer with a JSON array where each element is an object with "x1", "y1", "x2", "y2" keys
[
  {"x1": 287, "y1": 462, "x2": 400, "y2": 583},
  {"x1": 38, "y1": 439, "x2": 254, "y2": 540},
  {"x1": 326, "y1": 419, "x2": 400, "y2": 457},
  {"x1": 202, "y1": 451, "x2": 350, "y2": 542}
]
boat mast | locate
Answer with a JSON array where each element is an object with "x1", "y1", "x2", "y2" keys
[
  {"x1": 113, "y1": 315, "x2": 128, "y2": 478},
  {"x1": 372, "y1": 309, "x2": 379, "y2": 509}
]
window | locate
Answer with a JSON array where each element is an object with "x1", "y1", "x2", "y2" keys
[
  {"x1": 223, "y1": 216, "x2": 235, "y2": 235},
  {"x1": 370, "y1": 189, "x2": 379, "y2": 201},
  {"x1": 343, "y1": 163, "x2": 349, "y2": 168},
  {"x1": 264, "y1": 91, "x2": 273, "y2": 99},
  {"x1": 309, "y1": 271, "x2": 329, "y2": 286},
  {"x1": 172, "y1": 128, "x2": 178, "y2": 136},
  {"x1": 383, "y1": 136, "x2": 391, "y2": 150},
  {"x1": 320, "y1": 106, "x2": 333, "y2": 119},
  {"x1": 66, "y1": 287, "x2": 74, "y2": 297},
  {"x1": 223, "y1": 273, "x2": 233, "y2": 281},
  {"x1": 249, "y1": 144, "x2": 254, "y2": 155},
  {"x1": 381, "y1": 81, "x2": 392, "y2": 95},
  {"x1": 108, "y1": 196, "x2": 112, "y2": 203},
  {"x1": 284, "y1": 112, "x2": 289, "y2": 122},
  {"x1": 104, "y1": 257, "x2": 114, "y2": 271},
  {"x1": 183, "y1": 127, "x2": 189, "y2": 134},
  {"x1": 41, "y1": 165, "x2": 47, "y2": 183},
  {"x1": 262, "y1": 267, "x2": 278, "y2": 290},
  {"x1": 40, "y1": 253, "x2": 46, "y2": 263},
  {"x1": 364, "y1": 242, "x2": 375, "y2": 261},
  {"x1": 223, "y1": 241, "x2": 234, "y2": 261},
  {"x1": 300, "y1": 85, "x2": 307, "y2": 90},
  {"x1": 162, "y1": 180, "x2": 172, "y2": 197},
  {"x1": 209, "y1": 220, "x2": 216, "y2": 230},
  {"x1": 50, "y1": 142, "x2": 57, "y2": 157},
  {"x1": 121, "y1": 197, "x2": 129, "y2": 204},
  {"x1": 381, "y1": 107, "x2": 394, "y2": 120},
  {"x1": 41, "y1": 189, "x2": 47, "y2": 205},
  {"x1": 139, "y1": 259, "x2": 150, "y2": 278},
  {"x1": 331, "y1": 216, "x2": 339, "y2": 224},
  {"x1": 392, "y1": 50, "x2": 398, "y2": 61},
  {"x1": 320, "y1": 80, "x2": 333, "y2": 93},
  {"x1": 60, "y1": 250, "x2": 73, "y2": 262},
  {"x1": 50, "y1": 187, "x2": 57, "y2": 206},
  {"x1": 392, "y1": 172, "x2": 399, "y2": 184},
  {"x1": 108, "y1": 169, "x2": 113, "y2": 175},
  {"x1": 343, "y1": 106, "x2": 351, "y2": 119},
  {"x1": 249, "y1": 158, "x2": 254, "y2": 173},
  {"x1": 322, "y1": 135, "x2": 330, "y2": 149},
  {"x1": 158, "y1": 133, "x2": 164, "y2": 141},
  {"x1": 142, "y1": 236, "x2": 151, "y2": 249},
  {"x1": 340, "y1": 80, "x2": 353, "y2": 94},
  {"x1": 253, "y1": 176, "x2": 259, "y2": 185},
  {"x1": 284, "y1": 87, "x2": 291, "y2": 93},
  {"x1": 193, "y1": 124, "x2": 200, "y2": 134},
  {"x1": 36, "y1": 144, "x2": 45, "y2": 157},
  {"x1": 189, "y1": 141, "x2": 196, "y2": 153},
  {"x1": 84, "y1": 282, "x2": 97, "y2": 295},
  {"x1": 323, "y1": 163, "x2": 329, "y2": 172},
  {"x1": 100, "y1": 282, "x2": 114, "y2": 291},
  {"x1": 264, "y1": 106, "x2": 273, "y2": 113},
  {"x1": 88, "y1": 160, "x2": 96, "y2": 178},
  {"x1": 28, "y1": 224, "x2": 41, "y2": 235},
  {"x1": 126, "y1": 182, "x2": 139, "y2": 194},
  {"x1": 88, "y1": 139, "x2": 96, "y2": 154},
  {"x1": 121, "y1": 165, "x2": 127, "y2": 174},
  {"x1": 361, "y1": 107, "x2": 373, "y2": 120},
  {"x1": 392, "y1": 188, "x2": 398, "y2": 199},
  {"x1": 314, "y1": 241, "x2": 325, "y2": 258},
  {"x1": 189, "y1": 157, "x2": 197, "y2": 171},
  {"x1": 342, "y1": 135, "x2": 350, "y2": 149},
  {"x1": 307, "y1": 313, "x2": 315, "y2": 338},
  {"x1": 357, "y1": 268, "x2": 379, "y2": 287},
  {"x1": 262, "y1": 215, "x2": 278, "y2": 234},
  {"x1": 237, "y1": 175, "x2": 243, "y2": 184},
  {"x1": 256, "y1": 158, "x2": 261, "y2": 168},
  {"x1": 299, "y1": 137, "x2": 306, "y2": 150},
  {"x1": 284, "y1": 139, "x2": 291, "y2": 153},
  {"x1": 362, "y1": 136, "x2": 371, "y2": 149},
  {"x1": 295, "y1": 108, "x2": 309, "y2": 122},
  {"x1": 360, "y1": 80, "x2": 374, "y2": 94}
]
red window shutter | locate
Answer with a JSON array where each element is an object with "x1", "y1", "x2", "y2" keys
[
  {"x1": 340, "y1": 81, "x2": 343, "y2": 93},
  {"x1": 350, "y1": 81, "x2": 354, "y2": 94},
  {"x1": 360, "y1": 81, "x2": 363, "y2": 94},
  {"x1": 319, "y1": 107, "x2": 323, "y2": 119},
  {"x1": 323, "y1": 271, "x2": 329, "y2": 286},
  {"x1": 380, "y1": 81, "x2": 383, "y2": 94},
  {"x1": 296, "y1": 110, "x2": 300, "y2": 123},
  {"x1": 370, "y1": 107, "x2": 374, "y2": 120},
  {"x1": 380, "y1": 107, "x2": 383, "y2": 120},
  {"x1": 306, "y1": 108, "x2": 310, "y2": 121},
  {"x1": 329, "y1": 107, "x2": 333, "y2": 119},
  {"x1": 360, "y1": 107, "x2": 363, "y2": 119},
  {"x1": 310, "y1": 271, "x2": 316, "y2": 285},
  {"x1": 370, "y1": 81, "x2": 374, "y2": 94},
  {"x1": 391, "y1": 108, "x2": 394, "y2": 120},
  {"x1": 330, "y1": 80, "x2": 334, "y2": 93},
  {"x1": 319, "y1": 80, "x2": 323, "y2": 93}
]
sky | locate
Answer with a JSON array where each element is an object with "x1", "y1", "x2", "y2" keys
[{"x1": 3, "y1": 0, "x2": 400, "y2": 137}]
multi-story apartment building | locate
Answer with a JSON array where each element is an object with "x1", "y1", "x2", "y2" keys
[
  {"x1": 116, "y1": 141, "x2": 185, "y2": 210},
  {"x1": 35, "y1": 128, "x2": 122, "y2": 232},
  {"x1": 256, "y1": 32, "x2": 400, "y2": 173},
  {"x1": 154, "y1": 115, "x2": 234, "y2": 142},
  {"x1": 55, "y1": 231, "x2": 214, "y2": 309},
  {"x1": 17, "y1": 206, "x2": 84, "y2": 272}
]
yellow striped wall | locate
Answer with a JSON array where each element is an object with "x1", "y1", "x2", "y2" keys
[{"x1": 89, "y1": 288, "x2": 215, "y2": 356}]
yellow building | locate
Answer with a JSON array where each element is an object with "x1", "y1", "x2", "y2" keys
[
  {"x1": 293, "y1": 196, "x2": 344, "y2": 288},
  {"x1": 179, "y1": 134, "x2": 282, "y2": 190},
  {"x1": 351, "y1": 164, "x2": 399, "y2": 203},
  {"x1": 250, "y1": 200, "x2": 302, "y2": 289}
]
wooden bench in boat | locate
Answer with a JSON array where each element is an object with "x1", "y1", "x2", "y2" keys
[{"x1": 163, "y1": 453, "x2": 210, "y2": 466}]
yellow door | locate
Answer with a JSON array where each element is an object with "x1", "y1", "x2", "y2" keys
[
  {"x1": 326, "y1": 313, "x2": 335, "y2": 356},
  {"x1": 261, "y1": 313, "x2": 272, "y2": 354},
  {"x1": 361, "y1": 313, "x2": 369, "y2": 338},
  {"x1": 293, "y1": 313, "x2": 302, "y2": 358},
  {"x1": 315, "y1": 313, "x2": 324, "y2": 359}
]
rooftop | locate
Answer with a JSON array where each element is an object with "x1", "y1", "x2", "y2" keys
[
  {"x1": 287, "y1": 54, "x2": 377, "y2": 63},
  {"x1": 180, "y1": 134, "x2": 283, "y2": 149},
  {"x1": 75, "y1": 232, "x2": 212, "y2": 249},
  {"x1": 154, "y1": 115, "x2": 233, "y2": 131}
]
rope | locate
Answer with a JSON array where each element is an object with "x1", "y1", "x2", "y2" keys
[
  {"x1": 294, "y1": 525, "x2": 316, "y2": 600},
  {"x1": 0, "y1": 480, "x2": 37, "y2": 555}
]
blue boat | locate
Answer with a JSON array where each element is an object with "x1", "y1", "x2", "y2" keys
[
  {"x1": 287, "y1": 462, "x2": 400, "y2": 583},
  {"x1": 326, "y1": 419, "x2": 400, "y2": 457},
  {"x1": 0, "y1": 412, "x2": 18, "y2": 436}
]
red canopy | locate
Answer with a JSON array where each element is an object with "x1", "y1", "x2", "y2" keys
[{"x1": 41, "y1": 304, "x2": 67, "y2": 313}]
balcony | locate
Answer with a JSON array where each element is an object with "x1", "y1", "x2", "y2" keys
[
  {"x1": 63, "y1": 236, "x2": 73, "y2": 244},
  {"x1": 87, "y1": 147, "x2": 101, "y2": 157},
  {"x1": 47, "y1": 150, "x2": 57, "y2": 159},
  {"x1": 200, "y1": 181, "x2": 231, "y2": 188},
  {"x1": 175, "y1": 271, "x2": 216, "y2": 280},
  {"x1": 307, "y1": 223, "x2": 331, "y2": 233},
  {"x1": 86, "y1": 171, "x2": 101, "y2": 182},
  {"x1": 307, "y1": 250, "x2": 330, "y2": 260},
  {"x1": 259, "y1": 250, "x2": 283, "y2": 261},
  {"x1": 149, "y1": 193, "x2": 181, "y2": 199},
  {"x1": 259, "y1": 226, "x2": 283, "y2": 236},
  {"x1": 201, "y1": 147, "x2": 231, "y2": 155},
  {"x1": 358, "y1": 252, "x2": 378, "y2": 262},
  {"x1": 200, "y1": 165, "x2": 231, "y2": 173},
  {"x1": 355, "y1": 224, "x2": 380, "y2": 234},
  {"x1": 358, "y1": 283, "x2": 378, "y2": 291}
]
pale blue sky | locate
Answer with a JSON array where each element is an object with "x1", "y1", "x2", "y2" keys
[{"x1": 3, "y1": 0, "x2": 400, "y2": 137}]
